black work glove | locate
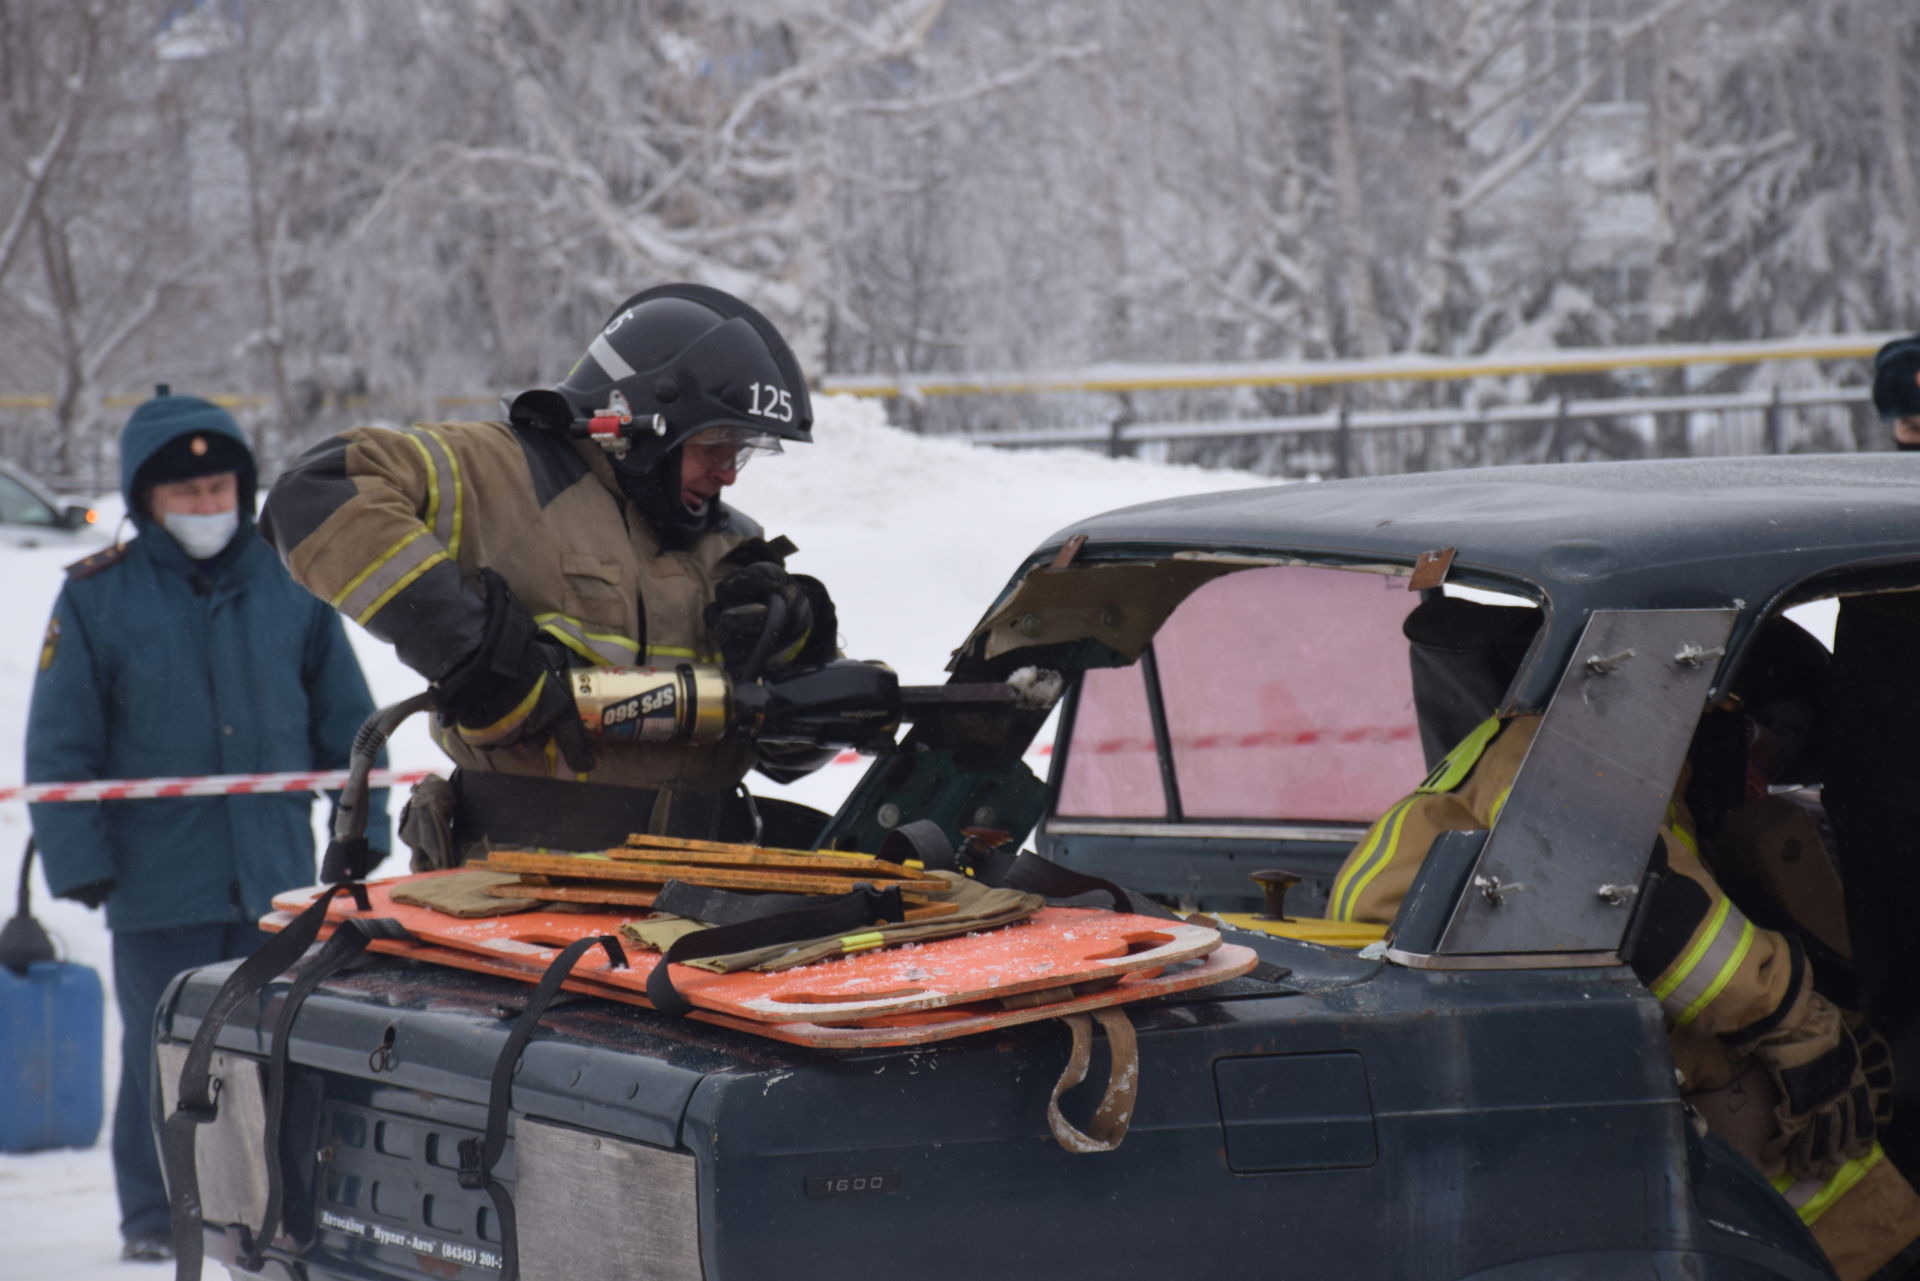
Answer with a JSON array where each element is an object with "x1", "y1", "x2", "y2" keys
[
  {"x1": 1853, "y1": 1016, "x2": 1897, "y2": 1130},
  {"x1": 433, "y1": 569, "x2": 595, "y2": 773},
  {"x1": 705, "y1": 562, "x2": 838, "y2": 678},
  {"x1": 1761, "y1": 1003, "x2": 1879, "y2": 1179},
  {"x1": 61, "y1": 879, "x2": 114, "y2": 909}
]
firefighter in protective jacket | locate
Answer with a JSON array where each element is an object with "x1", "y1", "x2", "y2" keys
[
  {"x1": 260, "y1": 284, "x2": 839, "y2": 853},
  {"x1": 1328, "y1": 619, "x2": 1920, "y2": 1280}
]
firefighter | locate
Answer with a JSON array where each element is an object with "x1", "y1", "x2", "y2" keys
[
  {"x1": 1329, "y1": 614, "x2": 1920, "y2": 1280},
  {"x1": 1873, "y1": 333, "x2": 1920, "y2": 450},
  {"x1": 259, "y1": 284, "x2": 839, "y2": 860}
]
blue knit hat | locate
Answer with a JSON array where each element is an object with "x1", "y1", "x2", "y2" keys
[{"x1": 118, "y1": 386, "x2": 258, "y2": 528}]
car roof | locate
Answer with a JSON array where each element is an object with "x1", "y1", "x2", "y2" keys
[
  {"x1": 0, "y1": 458, "x2": 59, "y2": 501},
  {"x1": 1046, "y1": 453, "x2": 1920, "y2": 607}
]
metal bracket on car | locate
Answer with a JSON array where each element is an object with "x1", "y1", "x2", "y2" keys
[
  {"x1": 1584, "y1": 648, "x2": 1635, "y2": 675},
  {"x1": 1431, "y1": 606, "x2": 1738, "y2": 960},
  {"x1": 1409, "y1": 547, "x2": 1455, "y2": 591},
  {"x1": 1472, "y1": 874, "x2": 1523, "y2": 905},
  {"x1": 1673, "y1": 643, "x2": 1725, "y2": 668}
]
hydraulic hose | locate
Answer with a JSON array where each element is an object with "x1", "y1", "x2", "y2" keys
[{"x1": 321, "y1": 690, "x2": 435, "y2": 883}]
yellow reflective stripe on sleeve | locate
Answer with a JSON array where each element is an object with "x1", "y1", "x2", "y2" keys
[
  {"x1": 434, "y1": 427, "x2": 464, "y2": 558},
  {"x1": 1669, "y1": 822, "x2": 1699, "y2": 856},
  {"x1": 331, "y1": 527, "x2": 450, "y2": 626},
  {"x1": 1772, "y1": 1144, "x2": 1883, "y2": 1225},
  {"x1": 1330, "y1": 797, "x2": 1418, "y2": 922},
  {"x1": 1488, "y1": 785, "x2": 1513, "y2": 825},
  {"x1": 1676, "y1": 919, "x2": 1752, "y2": 1027},
  {"x1": 1652, "y1": 895, "x2": 1756, "y2": 1028},
  {"x1": 1417, "y1": 715, "x2": 1502, "y2": 794},
  {"x1": 402, "y1": 426, "x2": 465, "y2": 559},
  {"x1": 838, "y1": 932, "x2": 886, "y2": 954},
  {"x1": 644, "y1": 644, "x2": 726, "y2": 664},
  {"x1": 455, "y1": 672, "x2": 546, "y2": 747},
  {"x1": 403, "y1": 433, "x2": 442, "y2": 544},
  {"x1": 536, "y1": 736, "x2": 588, "y2": 781},
  {"x1": 535, "y1": 614, "x2": 640, "y2": 667}
]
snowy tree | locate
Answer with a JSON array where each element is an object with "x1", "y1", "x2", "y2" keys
[
  {"x1": 0, "y1": 0, "x2": 220, "y2": 480},
  {"x1": 1, "y1": 0, "x2": 1914, "y2": 481}
]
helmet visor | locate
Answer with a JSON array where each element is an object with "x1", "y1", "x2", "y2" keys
[{"x1": 683, "y1": 425, "x2": 784, "y2": 475}]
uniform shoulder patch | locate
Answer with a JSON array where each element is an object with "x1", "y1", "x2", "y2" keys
[
  {"x1": 38, "y1": 616, "x2": 60, "y2": 672},
  {"x1": 64, "y1": 543, "x2": 129, "y2": 580}
]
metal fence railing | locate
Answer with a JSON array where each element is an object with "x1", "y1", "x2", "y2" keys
[
  {"x1": 960, "y1": 385, "x2": 1879, "y2": 477},
  {"x1": 4, "y1": 330, "x2": 1896, "y2": 490}
]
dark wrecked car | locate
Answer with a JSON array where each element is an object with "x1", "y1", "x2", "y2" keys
[{"x1": 155, "y1": 454, "x2": 1920, "y2": 1281}]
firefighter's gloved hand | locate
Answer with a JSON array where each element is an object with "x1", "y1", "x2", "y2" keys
[
  {"x1": 706, "y1": 562, "x2": 837, "y2": 678},
  {"x1": 1762, "y1": 1011, "x2": 1878, "y2": 1180},
  {"x1": 1853, "y1": 1016, "x2": 1897, "y2": 1129},
  {"x1": 59, "y1": 879, "x2": 113, "y2": 909},
  {"x1": 434, "y1": 569, "x2": 595, "y2": 773}
]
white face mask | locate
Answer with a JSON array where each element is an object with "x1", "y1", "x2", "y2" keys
[{"x1": 161, "y1": 509, "x2": 240, "y2": 560}]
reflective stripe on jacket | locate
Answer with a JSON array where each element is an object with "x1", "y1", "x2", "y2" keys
[{"x1": 1327, "y1": 714, "x2": 1527, "y2": 923}]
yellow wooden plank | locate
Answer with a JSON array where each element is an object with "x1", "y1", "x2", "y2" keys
[{"x1": 470, "y1": 850, "x2": 946, "y2": 896}]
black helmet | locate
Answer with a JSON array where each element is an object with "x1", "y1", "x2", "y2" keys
[
  {"x1": 510, "y1": 283, "x2": 811, "y2": 545},
  {"x1": 519, "y1": 283, "x2": 811, "y2": 471},
  {"x1": 1872, "y1": 334, "x2": 1920, "y2": 423}
]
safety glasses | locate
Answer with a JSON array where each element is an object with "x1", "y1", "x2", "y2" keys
[{"x1": 683, "y1": 426, "x2": 784, "y2": 474}]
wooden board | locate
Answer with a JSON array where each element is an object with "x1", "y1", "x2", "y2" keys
[
  {"x1": 601, "y1": 843, "x2": 932, "y2": 880},
  {"x1": 271, "y1": 873, "x2": 1223, "y2": 1026},
  {"x1": 480, "y1": 880, "x2": 963, "y2": 920},
  {"x1": 469, "y1": 849, "x2": 948, "y2": 896},
  {"x1": 259, "y1": 909, "x2": 1258, "y2": 1049},
  {"x1": 622, "y1": 833, "x2": 824, "y2": 858}
]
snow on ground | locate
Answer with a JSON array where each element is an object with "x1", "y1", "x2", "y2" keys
[{"x1": 0, "y1": 395, "x2": 1269, "y2": 1277}]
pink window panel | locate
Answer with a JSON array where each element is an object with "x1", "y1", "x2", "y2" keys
[
  {"x1": 1055, "y1": 662, "x2": 1166, "y2": 819},
  {"x1": 1155, "y1": 566, "x2": 1425, "y2": 821}
]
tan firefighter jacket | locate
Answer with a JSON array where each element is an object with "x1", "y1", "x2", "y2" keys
[
  {"x1": 1328, "y1": 713, "x2": 1920, "y2": 1279},
  {"x1": 260, "y1": 418, "x2": 790, "y2": 794}
]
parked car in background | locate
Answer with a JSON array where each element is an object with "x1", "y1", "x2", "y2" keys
[{"x1": 0, "y1": 460, "x2": 99, "y2": 549}]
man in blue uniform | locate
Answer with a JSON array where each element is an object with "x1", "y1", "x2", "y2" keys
[{"x1": 24, "y1": 389, "x2": 389, "y2": 1263}]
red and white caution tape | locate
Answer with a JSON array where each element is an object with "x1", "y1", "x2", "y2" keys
[
  {"x1": 0, "y1": 768, "x2": 434, "y2": 805},
  {"x1": 3, "y1": 743, "x2": 1059, "y2": 804}
]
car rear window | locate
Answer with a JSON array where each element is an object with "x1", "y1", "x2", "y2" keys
[
  {"x1": 1055, "y1": 565, "x2": 1431, "y2": 823},
  {"x1": 0, "y1": 473, "x2": 57, "y2": 526}
]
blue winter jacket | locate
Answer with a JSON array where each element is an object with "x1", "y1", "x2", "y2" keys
[{"x1": 25, "y1": 393, "x2": 390, "y2": 933}]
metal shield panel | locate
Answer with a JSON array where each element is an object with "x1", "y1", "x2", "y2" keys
[{"x1": 1437, "y1": 608, "x2": 1737, "y2": 957}]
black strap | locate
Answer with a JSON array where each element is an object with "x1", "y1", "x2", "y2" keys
[
  {"x1": 0, "y1": 837, "x2": 56, "y2": 974},
  {"x1": 239, "y1": 916, "x2": 415, "y2": 1269},
  {"x1": 163, "y1": 883, "x2": 369, "y2": 1281},
  {"x1": 877, "y1": 821, "x2": 1178, "y2": 919},
  {"x1": 450, "y1": 769, "x2": 745, "y2": 848},
  {"x1": 652, "y1": 879, "x2": 856, "y2": 926},
  {"x1": 974, "y1": 846, "x2": 1180, "y2": 920},
  {"x1": 459, "y1": 934, "x2": 626, "y2": 1281},
  {"x1": 877, "y1": 819, "x2": 958, "y2": 869},
  {"x1": 645, "y1": 883, "x2": 905, "y2": 1017},
  {"x1": 973, "y1": 848, "x2": 1134, "y2": 913}
]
